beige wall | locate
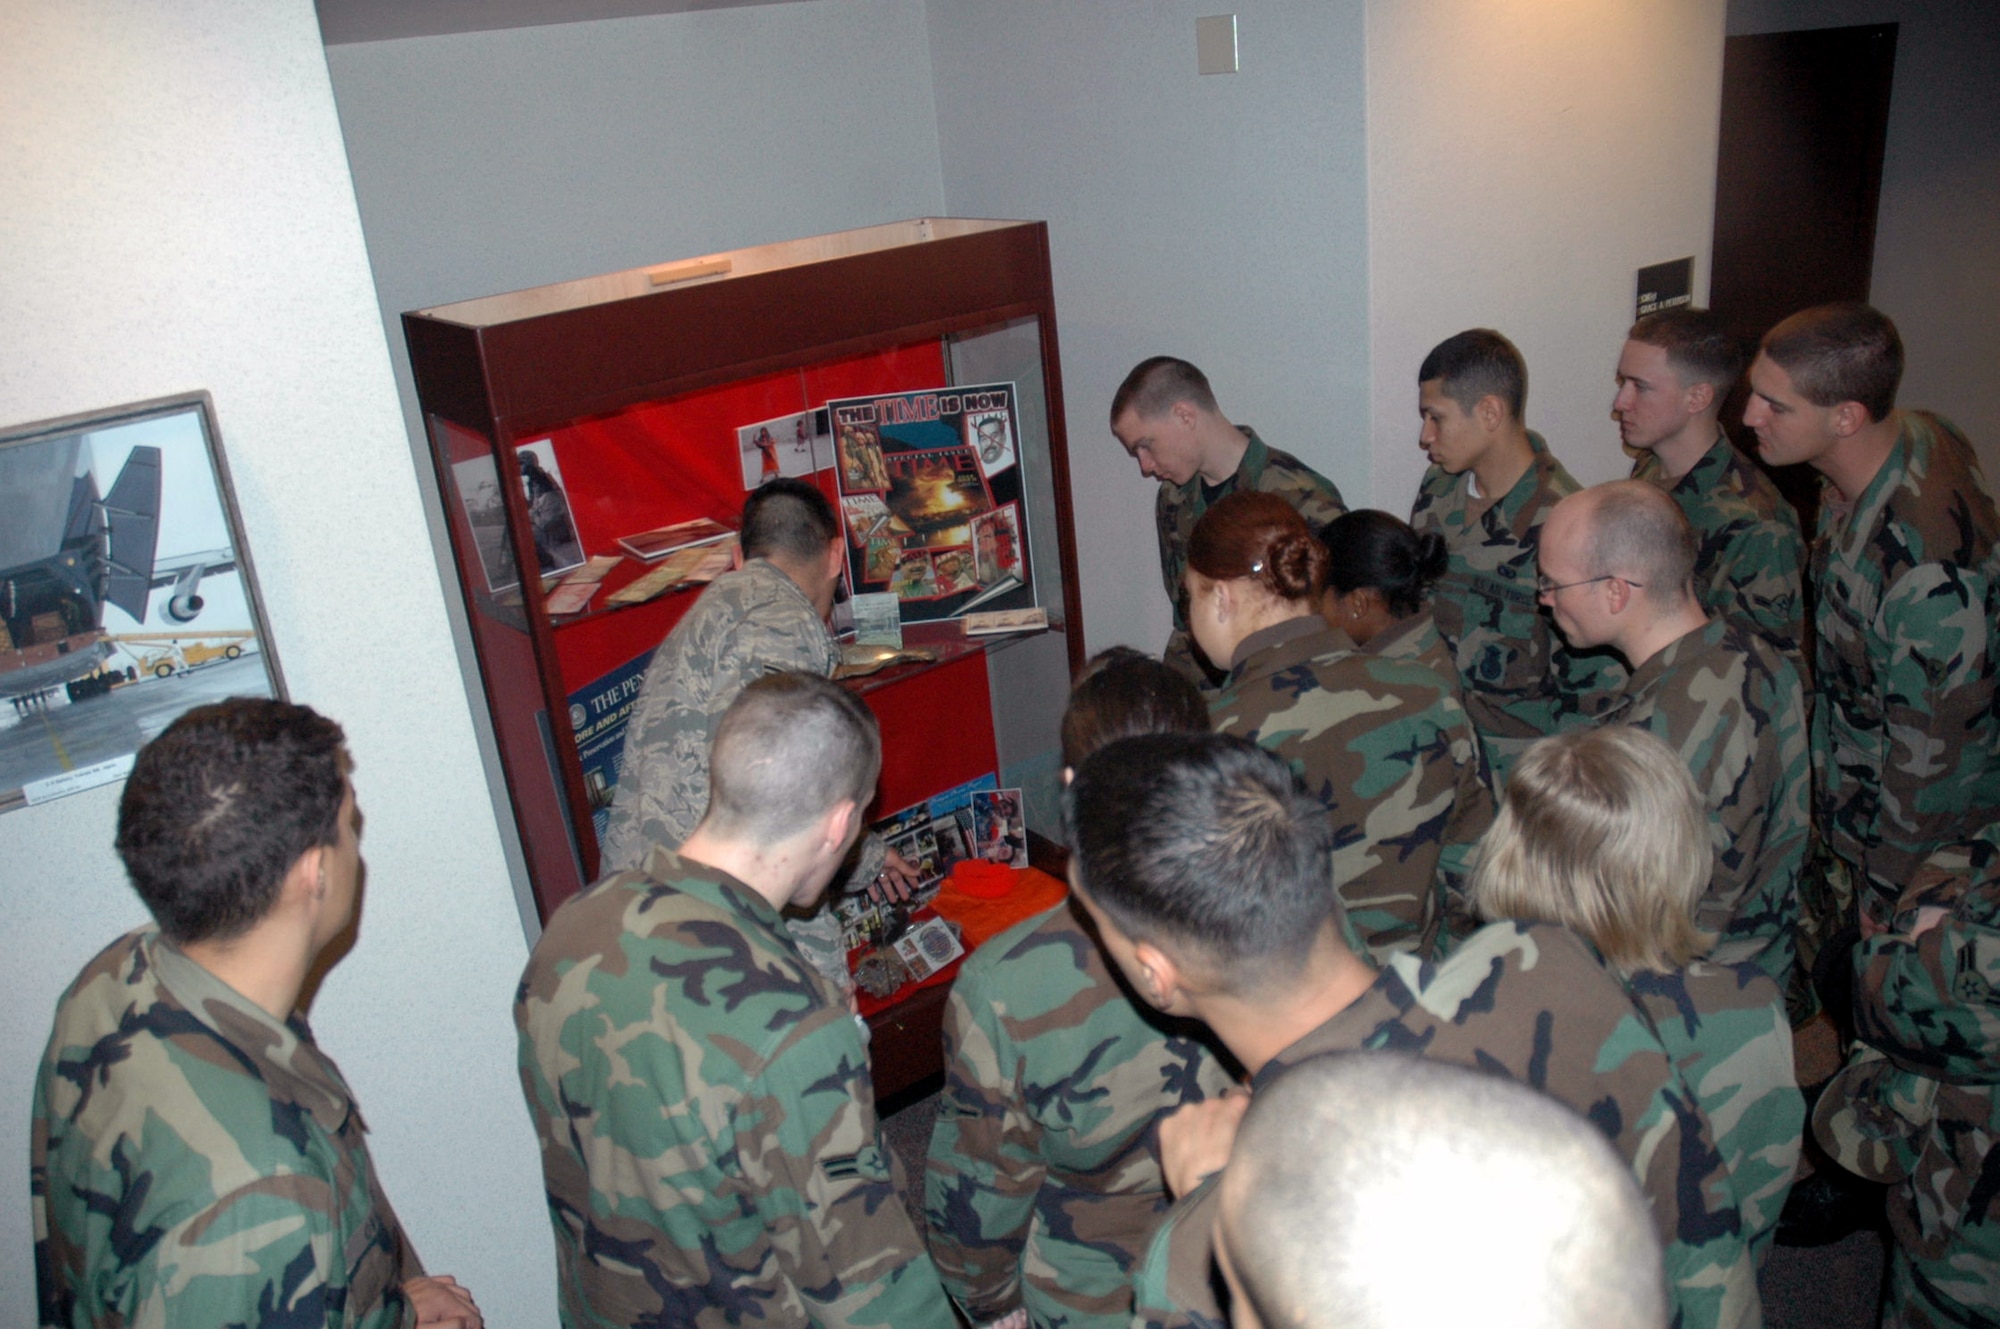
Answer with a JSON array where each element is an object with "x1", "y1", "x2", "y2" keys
[{"x1": 1366, "y1": 0, "x2": 1729, "y2": 510}]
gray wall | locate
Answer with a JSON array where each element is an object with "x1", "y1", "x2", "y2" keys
[
  {"x1": 926, "y1": 0, "x2": 1372, "y2": 660},
  {"x1": 1729, "y1": 0, "x2": 2000, "y2": 483},
  {"x1": 0, "y1": 3, "x2": 547, "y2": 1322}
]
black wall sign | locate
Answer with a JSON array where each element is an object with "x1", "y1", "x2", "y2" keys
[{"x1": 1636, "y1": 257, "x2": 1695, "y2": 319}]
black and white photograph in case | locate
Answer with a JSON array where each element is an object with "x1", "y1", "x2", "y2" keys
[
  {"x1": 451, "y1": 448, "x2": 518, "y2": 593},
  {"x1": 0, "y1": 392, "x2": 283, "y2": 813},
  {"x1": 516, "y1": 438, "x2": 585, "y2": 578}
]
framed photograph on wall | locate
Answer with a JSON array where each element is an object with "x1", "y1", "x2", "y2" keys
[{"x1": 0, "y1": 392, "x2": 285, "y2": 813}]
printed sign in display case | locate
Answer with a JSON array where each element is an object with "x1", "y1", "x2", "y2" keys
[{"x1": 404, "y1": 219, "x2": 1084, "y2": 924}]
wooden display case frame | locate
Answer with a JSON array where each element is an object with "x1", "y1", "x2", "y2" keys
[{"x1": 404, "y1": 218, "x2": 1085, "y2": 924}]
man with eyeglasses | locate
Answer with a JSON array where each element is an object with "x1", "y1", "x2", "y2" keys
[{"x1": 1537, "y1": 480, "x2": 1807, "y2": 989}]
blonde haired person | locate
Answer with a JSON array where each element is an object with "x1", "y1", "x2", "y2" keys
[{"x1": 1473, "y1": 725, "x2": 1803, "y2": 1260}]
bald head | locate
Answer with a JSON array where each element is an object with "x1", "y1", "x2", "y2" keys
[
  {"x1": 1217, "y1": 1053, "x2": 1665, "y2": 1329},
  {"x1": 1539, "y1": 483, "x2": 1698, "y2": 660}
]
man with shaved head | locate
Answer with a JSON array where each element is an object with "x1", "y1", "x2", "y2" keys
[
  {"x1": 517, "y1": 672, "x2": 951, "y2": 1328},
  {"x1": 1216, "y1": 1053, "x2": 1666, "y2": 1329},
  {"x1": 1537, "y1": 481, "x2": 1807, "y2": 990}
]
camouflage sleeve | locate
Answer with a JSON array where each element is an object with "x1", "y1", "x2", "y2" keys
[
  {"x1": 1155, "y1": 486, "x2": 1183, "y2": 621},
  {"x1": 1703, "y1": 519, "x2": 1805, "y2": 660},
  {"x1": 1288, "y1": 473, "x2": 1348, "y2": 531},
  {"x1": 1853, "y1": 834, "x2": 2000, "y2": 1084},
  {"x1": 924, "y1": 980, "x2": 1044, "y2": 1321},
  {"x1": 33, "y1": 1061, "x2": 415, "y2": 1329},
  {"x1": 1868, "y1": 560, "x2": 2000, "y2": 891},
  {"x1": 747, "y1": 1015, "x2": 954, "y2": 1328},
  {"x1": 1629, "y1": 966, "x2": 1803, "y2": 1263},
  {"x1": 1128, "y1": 1179, "x2": 1227, "y2": 1329}
]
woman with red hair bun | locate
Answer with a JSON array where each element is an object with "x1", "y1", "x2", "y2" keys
[{"x1": 1186, "y1": 492, "x2": 1493, "y2": 959}]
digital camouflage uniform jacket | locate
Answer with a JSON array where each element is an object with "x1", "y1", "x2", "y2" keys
[
  {"x1": 515, "y1": 847, "x2": 952, "y2": 1329},
  {"x1": 1606, "y1": 615, "x2": 1809, "y2": 989},
  {"x1": 1817, "y1": 824, "x2": 2000, "y2": 1329},
  {"x1": 1209, "y1": 617, "x2": 1494, "y2": 961},
  {"x1": 1626, "y1": 962, "x2": 1802, "y2": 1265},
  {"x1": 1811, "y1": 412, "x2": 2000, "y2": 922},
  {"x1": 1634, "y1": 436, "x2": 1806, "y2": 667},
  {"x1": 925, "y1": 903, "x2": 1235, "y2": 1329},
  {"x1": 601, "y1": 558, "x2": 839, "y2": 871},
  {"x1": 597, "y1": 558, "x2": 876, "y2": 988},
  {"x1": 34, "y1": 929, "x2": 421, "y2": 1328},
  {"x1": 1155, "y1": 428, "x2": 1346, "y2": 682},
  {"x1": 1410, "y1": 432, "x2": 1618, "y2": 783},
  {"x1": 1131, "y1": 921, "x2": 1759, "y2": 1329}
]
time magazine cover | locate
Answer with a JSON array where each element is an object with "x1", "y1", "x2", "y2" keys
[{"x1": 828, "y1": 382, "x2": 1036, "y2": 624}]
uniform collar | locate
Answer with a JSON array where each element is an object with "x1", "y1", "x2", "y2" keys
[{"x1": 147, "y1": 930, "x2": 355, "y2": 1134}]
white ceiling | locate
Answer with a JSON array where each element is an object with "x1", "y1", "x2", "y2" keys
[{"x1": 315, "y1": 0, "x2": 806, "y2": 45}]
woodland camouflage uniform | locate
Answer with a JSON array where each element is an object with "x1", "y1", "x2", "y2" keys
[
  {"x1": 1132, "y1": 921, "x2": 1759, "y2": 1329},
  {"x1": 598, "y1": 558, "x2": 880, "y2": 990},
  {"x1": 1626, "y1": 961, "x2": 1803, "y2": 1265},
  {"x1": 1207, "y1": 617, "x2": 1494, "y2": 960},
  {"x1": 1816, "y1": 825, "x2": 2000, "y2": 1329},
  {"x1": 515, "y1": 847, "x2": 951, "y2": 1329},
  {"x1": 924, "y1": 903, "x2": 1234, "y2": 1329},
  {"x1": 1605, "y1": 615, "x2": 1809, "y2": 989},
  {"x1": 1810, "y1": 413, "x2": 2000, "y2": 936},
  {"x1": 34, "y1": 929, "x2": 421, "y2": 1328},
  {"x1": 1633, "y1": 436, "x2": 1806, "y2": 667},
  {"x1": 1410, "y1": 432, "x2": 1620, "y2": 783},
  {"x1": 1155, "y1": 428, "x2": 1345, "y2": 683}
]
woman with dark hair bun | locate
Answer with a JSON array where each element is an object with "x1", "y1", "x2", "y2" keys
[
  {"x1": 1187, "y1": 493, "x2": 1494, "y2": 960},
  {"x1": 1318, "y1": 509, "x2": 1450, "y2": 652}
]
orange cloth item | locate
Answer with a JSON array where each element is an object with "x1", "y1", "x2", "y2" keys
[{"x1": 854, "y1": 867, "x2": 1068, "y2": 1017}]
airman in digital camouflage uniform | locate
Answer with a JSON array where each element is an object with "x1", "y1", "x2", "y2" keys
[
  {"x1": 1216, "y1": 1054, "x2": 1667, "y2": 1329},
  {"x1": 1408, "y1": 329, "x2": 1617, "y2": 784},
  {"x1": 1061, "y1": 732, "x2": 1757, "y2": 1329},
  {"x1": 33, "y1": 699, "x2": 481, "y2": 1329},
  {"x1": 926, "y1": 650, "x2": 1234, "y2": 1329},
  {"x1": 1742, "y1": 304, "x2": 2000, "y2": 963},
  {"x1": 1474, "y1": 725, "x2": 1803, "y2": 1265},
  {"x1": 599, "y1": 478, "x2": 905, "y2": 993},
  {"x1": 1615, "y1": 307, "x2": 1805, "y2": 666},
  {"x1": 1538, "y1": 482, "x2": 1808, "y2": 989},
  {"x1": 517, "y1": 673, "x2": 951, "y2": 1329},
  {"x1": 1109, "y1": 356, "x2": 1346, "y2": 684},
  {"x1": 1817, "y1": 824, "x2": 2000, "y2": 1328}
]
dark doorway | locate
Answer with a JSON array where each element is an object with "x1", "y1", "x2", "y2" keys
[{"x1": 1709, "y1": 22, "x2": 1898, "y2": 521}]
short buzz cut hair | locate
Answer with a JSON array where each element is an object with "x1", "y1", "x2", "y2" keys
[
  {"x1": 703, "y1": 672, "x2": 880, "y2": 843},
  {"x1": 741, "y1": 477, "x2": 840, "y2": 563},
  {"x1": 1760, "y1": 302, "x2": 1904, "y2": 422},
  {"x1": 1219, "y1": 1052, "x2": 1666, "y2": 1329},
  {"x1": 1628, "y1": 307, "x2": 1746, "y2": 394},
  {"x1": 1063, "y1": 732, "x2": 1336, "y2": 995},
  {"x1": 116, "y1": 698, "x2": 350, "y2": 945},
  {"x1": 1110, "y1": 356, "x2": 1219, "y2": 426},
  {"x1": 1574, "y1": 481, "x2": 1697, "y2": 608},
  {"x1": 1470, "y1": 725, "x2": 1713, "y2": 977},
  {"x1": 1418, "y1": 328, "x2": 1528, "y2": 421}
]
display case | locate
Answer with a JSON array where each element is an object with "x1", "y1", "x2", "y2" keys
[{"x1": 404, "y1": 219, "x2": 1084, "y2": 924}]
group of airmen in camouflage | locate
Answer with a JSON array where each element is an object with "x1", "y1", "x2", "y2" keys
[{"x1": 28, "y1": 300, "x2": 2000, "y2": 1329}]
